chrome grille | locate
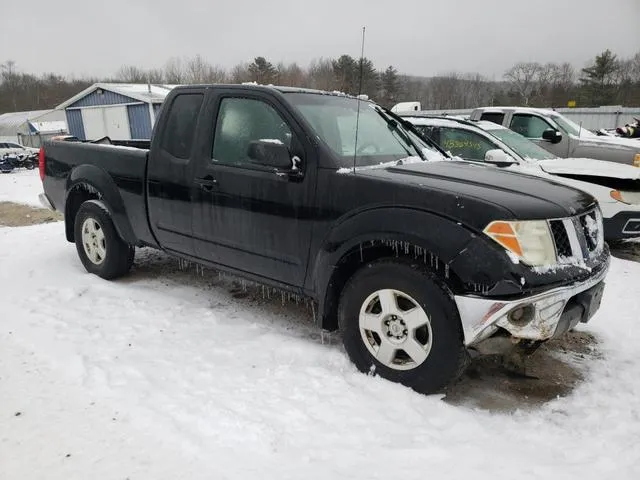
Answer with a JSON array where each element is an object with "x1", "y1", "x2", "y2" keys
[
  {"x1": 579, "y1": 211, "x2": 599, "y2": 252},
  {"x1": 550, "y1": 220, "x2": 572, "y2": 258},
  {"x1": 547, "y1": 208, "x2": 603, "y2": 261}
]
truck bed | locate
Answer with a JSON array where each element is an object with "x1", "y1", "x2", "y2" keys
[{"x1": 42, "y1": 140, "x2": 153, "y2": 246}]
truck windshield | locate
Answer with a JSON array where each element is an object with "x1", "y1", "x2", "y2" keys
[
  {"x1": 286, "y1": 93, "x2": 443, "y2": 167},
  {"x1": 550, "y1": 113, "x2": 595, "y2": 138},
  {"x1": 487, "y1": 127, "x2": 557, "y2": 160}
]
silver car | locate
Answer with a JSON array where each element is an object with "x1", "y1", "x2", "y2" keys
[{"x1": 469, "y1": 107, "x2": 640, "y2": 167}]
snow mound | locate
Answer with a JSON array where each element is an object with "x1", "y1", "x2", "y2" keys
[
  {"x1": 1, "y1": 221, "x2": 640, "y2": 478},
  {"x1": 0, "y1": 170, "x2": 44, "y2": 207}
]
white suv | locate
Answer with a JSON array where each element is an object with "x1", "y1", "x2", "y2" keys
[{"x1": 402, "y1": 115, "x2": 640, "y2": 241}]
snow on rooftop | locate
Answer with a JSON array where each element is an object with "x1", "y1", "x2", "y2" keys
[
  {"x1": 103, "y1": 83, "x2": 180, "y2": 102},
  {"x1": 105, "y1": 83, "x2": 178, "y2": 99},
  {"x1": 0, "y1": 109, "x2": 54, "y2": 132},
  {"x1": 56, "y1": 83, "x2": 182, "y2": 109},
  {"x1": 29, "y1": 121, "x2": 67, "y2": 134}
]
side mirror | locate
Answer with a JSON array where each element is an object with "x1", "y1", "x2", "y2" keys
[
  {"x1": 542, "y1": 128, "x2": 562, "y2": 144},
  {"x1": 247, "y1": 140, "x2": 293, "y2": 170},
  {"x1": 484, "y1": 149, "x2": 517, "y2": 166}
]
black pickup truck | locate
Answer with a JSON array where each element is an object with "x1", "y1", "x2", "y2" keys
[{"x1": 39, "y1": 84, "x2": 610, "y2": 394}]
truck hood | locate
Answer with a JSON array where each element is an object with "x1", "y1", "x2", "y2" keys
[
  {"x1": 575, "y1": 134, "x2": 640, "y2": 152},
  {"x1": 360, "y1": 160, "x2": 596, "y2": 221},
  {"x1": 536, "y1": 158, "x2": 640, "y2": 180}
]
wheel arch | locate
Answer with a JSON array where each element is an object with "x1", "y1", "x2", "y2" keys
[
  {"x1": 64, "y1": 164, "x2": 136, "y2": 244},
  {"x1": 310, "y1": 207, "x2": 478, "y2": 331}
]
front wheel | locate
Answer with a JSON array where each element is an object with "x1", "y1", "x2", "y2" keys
[
  {"x1": 338, "y1": 259, "x2": 468, "y2": 394},
  {"x1": 74, "y1": 200, "x2": 134, "y2": 280}
]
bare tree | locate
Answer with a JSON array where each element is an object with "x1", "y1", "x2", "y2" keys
[
  {"x1": 307, "y1": 58, "x2": 335, "y2": 91},
  {"x1": 460, "y1": 72, "x2": 494, "y2": 108},
  {"x1": 276, "y1": 62, "x2": 306, "y2": 87},
  {"x1": 147, "y1": 68, "x2": 165, "y2": 83},
  {"x1": 630, "y1": 51, "x2": 640, "y2": 83},
  {"x1": 429, "y1": 73, "x2": 461, "y2": 109},
  {"x1": 207, "y1": 65, "x2": 228, "y2": 83},
  {"x1": 553, "y1": 62, "x2": 576, "y2": 90},
  {"x1": 1, "y1": 60, "x2": 19, "y2": 110},
  {"x1": 504, "y1": 62, "x2": 542, "y2": 106},
  {"x1": 230, "y1": 63, "x2": 251, "y2": 84},
  {"x1": 115, "y1": 65, "x2": 149, "y2": 83},
  {"x1": 164, "y1": 57, "x2": 185, "y2": 84},
  {"x1": 0, "y1": 60, "x2": 16, "y2": 79},
  {"x1": 185, "y1": 55, "x2": 226, "y2": 84}
]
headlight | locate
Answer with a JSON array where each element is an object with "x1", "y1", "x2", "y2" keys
[
  {"x1": 484, "y1": 220, "x2": 557, "y2": 266},
  {"x1": 634, "y1": 154, "x2": 640, "y2": 168},
  {"x1": 610, "y1": 190, "x2": 629, "y2": 204}
]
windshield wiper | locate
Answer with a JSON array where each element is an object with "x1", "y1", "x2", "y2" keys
[
  {"x1": 371, "y1": 106, "x2": 418, "y2": 158},
  {"x1": 378, "y1": 106, "x2": 451, "y2": 158}
]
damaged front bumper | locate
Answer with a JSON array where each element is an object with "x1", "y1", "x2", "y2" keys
[{"x1": 454, "y1": 258, "x2": 610, "y2": 347}]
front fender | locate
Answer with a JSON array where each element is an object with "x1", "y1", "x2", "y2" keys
[
  {"x1": 309, "y1": 207, "x2": 476, "y2": 303},
  {"x1": 572, "y1": 143, "x2": 635, "y2": 166},
  {"x1": 66, "y1": 164, "x2": 136, "y2": 244}
]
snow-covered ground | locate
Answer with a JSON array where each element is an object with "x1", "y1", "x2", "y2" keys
[
  {"x1": 1, "y1": 174, "x2": 640, "y2": 479},
  {"x1": 0, "y1": 169, "x2": 43, "y2": 207}
]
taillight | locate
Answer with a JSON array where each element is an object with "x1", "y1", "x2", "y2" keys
[{"x1": 38, "y1": 147, "x2": 45, "y2": 182}]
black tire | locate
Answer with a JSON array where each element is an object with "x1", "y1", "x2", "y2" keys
[
  {"x1": 74, "y1": 200, "x2": 134, "y2": 280},
  {"x1": 338, "y1": 258, "x2": 468, "y2": 394}
]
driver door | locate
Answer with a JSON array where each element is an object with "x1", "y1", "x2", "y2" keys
[
  {"x1": 191, "y1": 91, "x2": 316, "y2": 286},
  {"x1": 509, "y1": 113, "x2": 569, "y2": 157}
]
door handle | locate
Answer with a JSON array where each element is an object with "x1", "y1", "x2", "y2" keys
[{"x1": 195, "y1": 175, "x2": 218, "y2": 192}]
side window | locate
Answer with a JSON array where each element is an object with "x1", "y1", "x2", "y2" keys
[
  {"x1": 479, "y1": 112, "x2": 505, "y2": 125},
  {"x1": 439, "y1": 128, "x2": 497, "y2": 161},
  {"x1": 161, "y1": 93, "x2": 204, "y2": 159},
  {"x1": 212, "y1": 97, "x2": 292, "y2": 166},
  {"x1": 510, "y1": 114, "x2": 551, "y2": 138}
]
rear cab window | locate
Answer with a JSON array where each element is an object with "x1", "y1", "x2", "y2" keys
[
  {"x1": 479, "y1": 112, "x2": 505, "y2": 125},
  {"x1": 161, "y1": 93, "x2": 204, "y2": 159}
]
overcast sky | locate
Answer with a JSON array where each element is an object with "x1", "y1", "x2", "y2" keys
[{"x1": 2, "y1": 0, "x2": 639, "y2": 79}]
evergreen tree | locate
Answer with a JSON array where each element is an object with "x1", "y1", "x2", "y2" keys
[
  {"x1": 358, "y1": 58, "x2": 380, "y2": 99},
  {"x1": 332, "y1": 55, "x2": 358, "y2": 94},
  {"x1": 248, "y1": 57, "x2": 277, "y2": 85},
  {"x1": 380, "y1": 65, "x2": 399, "y2": 106},
  {"x1": 580, "y1": 49, "x2": 620, "y2": 105}
]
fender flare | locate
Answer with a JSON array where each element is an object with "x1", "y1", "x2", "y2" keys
[
  {"x1": 309, "y1": 207, "x2": 481, "y2": 327},
  {"x1": 65, "y1": 164, "x2": 136, "y2": 244}
]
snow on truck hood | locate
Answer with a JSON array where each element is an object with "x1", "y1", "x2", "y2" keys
[
  {"x1": 536, "y1": 158, "x2": 640, "y2": 180},
  {"x1": 576, "y1": 134, "x2": 640, "y2": 150}
]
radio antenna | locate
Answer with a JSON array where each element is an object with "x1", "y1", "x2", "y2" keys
[{"x1": 352, "y1": 26, "x2": 366, "y2": 174}]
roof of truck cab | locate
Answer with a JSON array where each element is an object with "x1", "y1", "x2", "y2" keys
[
  {"x1": 173, "y1": 83, "x2": 363, "y2": 99},
  {"x1": 473, "y1": 106, "x2": 559, "y2": 116}
]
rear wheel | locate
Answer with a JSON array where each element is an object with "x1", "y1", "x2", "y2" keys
[
  {"x1": 74, "y1": 201, "x2": 134, "y2": 280},
  {"x1": 338, "y1": 259, "x2": 468, "y2": 394}
]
